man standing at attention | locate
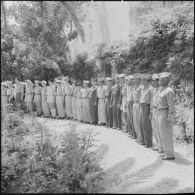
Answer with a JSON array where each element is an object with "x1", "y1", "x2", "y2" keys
[
  {"x1": 14, "y1": 78, "x2": 24, "y2": 109},
  {"x1": 156, "y1": 72, "x2": 176, "y2": 160}
]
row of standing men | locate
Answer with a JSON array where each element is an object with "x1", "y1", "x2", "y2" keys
[{"x1": 1, "y1": 72, "x2": 176, "y2": 160}]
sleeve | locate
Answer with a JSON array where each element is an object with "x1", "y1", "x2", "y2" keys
[
  {"x1": 118, "y1": 86, "x2": 122, "y2": 105},
  {"x1": 166, "y1": 89, "x2": 175, "y2": 122}
]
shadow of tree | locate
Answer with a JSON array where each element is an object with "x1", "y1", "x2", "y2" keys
[
  {"x1": 103, "y1": 158, "x2": 164, "y2": 193},
  {"x1": 135, "y1": 178, "x2": 178, "y2": 194},
  {"x1": 169, "y1": 152, "x2": 193, "y2": 165},
  {"x1": 95, "y1": 144, "x2": 109, "y2": 160}
]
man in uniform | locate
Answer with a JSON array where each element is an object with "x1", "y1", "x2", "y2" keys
[
  {"x1": 132, "y1": 73, "x2": 144, "y2": 144},
  {"x1": 34, "y1": 80, "x2": 42, "y2": 116},
  {"x1": 97, "y1": 78, "x2": 106, "y2": 125},
  {"x1": 139, "y1": 73, "x2": 154, "y2": 148},
  {"x1": 111, "y1": 75, "x2": 121, "y2": 129},
  {"x1": 105, "y1": 77, "x2": 113, "y2": 128},
  {"x1": 25, "y1": 80, "x2": 34, "y2": 113},
  {"x1": 1, "y1": 82, "x2": 8, "y2": 111},
  {"x1": 156, "y1": 72, "x2": 176, "y2": 160},
  {"x1": 14, "y1": 78, "x2": 24, "y2": 109},
  {"x1": 150, "y1": 74, "x2": 163, "y2": 152},
  {"x1": 126, "y1": 75, "x2": 137, "y2": 138},
  {"x1": 41, "y1": 80, "x2": 50, "y2": 117},
  {"x1": 89, "y1": 78, "x2": 98, "y2": 125}
]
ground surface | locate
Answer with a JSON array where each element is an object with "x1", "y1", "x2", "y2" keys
[{"x1": 34, "y1": 117, "x2": 194, "y2": 194}]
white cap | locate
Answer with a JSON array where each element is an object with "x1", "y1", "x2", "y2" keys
[
  {"x1": 106, "y1": 77, "x2": 112, "y2": 81},
  {"x1": 119, "y1": 74, "x2": 125, "y2": 78}
]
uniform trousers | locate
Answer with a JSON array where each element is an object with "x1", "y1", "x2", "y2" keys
[
  {"x1": 1, "y1": 95, "x2": 8, "y2": 111},
  {"x1": 25, "y1": 94, "x2": 33, "y2": 112},
  {"x1": 41, "y1": 96, "x2": 50, "y2": 116},
  {"x1": 139, "y1": 103, "x2": 153, "y2": 147},
  {"x1": 98, "y1": 98, "x2": 106, "y2": 124},
  {"x1": 157, "y1": 109, "x2": 175, "y2": 157},
  {"x1": 77, "y1": 98, "x2": 83, "y2": 121},
  {"x1": 72, "y1": 96, "x2": 77, "y2": 119},
  {"x1": 65, "y1": 95, "x2": 72, "y2": 118},
  {"x1": 133, "y1": 102, "x2": 142, "y2": 141},
  {"x1": 82, "y1": 98, "x2": 92, "y2": 123},
  {"x1": 151, "y1": 108, "x2": 162, "y2": 151},
  {"x1": 127, "y1": 102, "x2": 137, "y2": 138},
  {"x1": 47, "y1": 95, "x2": 56, "y2": 117},
  {"x1": 56, "y1": 96, "x2": 65, "y2": 117},
  {"x1": 90, "y1": 100, "x2": 98, "y2": 124},
  {"x1": 112, "y1": 103, "x2": 121, "y2": 128},
  {"x1": 105, "y1": 98, "x2": 113, "y2": 127}
]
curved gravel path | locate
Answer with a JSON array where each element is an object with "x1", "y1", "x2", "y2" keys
[{"x1": 36, "y1": 117, "x2": 194, "y2": 194}]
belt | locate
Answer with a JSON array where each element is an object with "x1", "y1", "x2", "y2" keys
[
  {"x1": 140, "y1": 103, "x2": 150, "y2": 106},
  {"x1": 1, "y1": 95, "x2": 8, "y2": 96},
  {"x1": 98, "y1": 98, "x2": 105, "y2": 99},
  {"x1": 35, "y1": 94, "x2": 41, "y2": 95},
  {"x1": 153, "y1": 105, "x2": 157, "y2": 109},
  {"x1": 134, "y1": 101, "x2": 139, "y2": 103},
  {"x1": 66, "y1": 94, "x2": 72, "y2": 96},
  {"x1": 82, "y1": 97, "x2": 89, "y2": 99},
  {"x1": 56, "y1": 95, "x2": 63, "y2": 96},
  {"x1": 26, "y1": 93, "x2": 33, "y2": 95},
  {"x1": 127, "y1": 101, "x2": 134, "y2": 103},
  {"x1": 157, "y1": 107, "x2": 168, "y2": 111}
]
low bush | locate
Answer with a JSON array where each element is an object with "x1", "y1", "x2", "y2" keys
[{"x1": 1, "y1": 109, "x2": 104, "y2": 193}]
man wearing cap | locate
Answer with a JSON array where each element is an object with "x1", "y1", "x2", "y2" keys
[
  {"x1": 34, "y1": 80, "x2": 42, "y2": 116},
  {"x1": 41, "y1": 80, "x2": 50, "y2": 117},
  {"x1": 139, "y1": 73, "x2": 154, "y2": 148},
  {"x1": 119, "y1": 74, "x2": 128, "y2": 131},
  {"x1": 25, "y1": 80, "x2": 34, "y2": 113},
  {"x1": 89, "y1": 78, "x2": 98, "y2": 125},
  {"x1": 76, "y1": 80, "x2": 83, "y2": 122},
  {"x1": 132, "y1": 73, "x2": 144, "y2": 144},
  {"x1": 14, "y1": 78, "x2": 24, "y2": 108},
  {"x1": 81, "y1": 80, "x2": 92, "y2": 123},
  {"x1": 55, "y1": 80, "x2": 65, "y2": 119},
  {"x1": 47, "y1": 79, "x2": 57, "y2": 118},
  {"x1": 156, "y1": 72, "x2": 176, "y2": 160},
  {"x1": 126, "y1": 75, "x2": 137, "y2": 138},
  {"x1": 105, "y1": 77, "x2": 113, "y2": 128},
  {"x1": 97, "y1": 78, "x2": 106, "y2": 125},
  {"x1": 111, "y1": 75, "x2": 121, "y2": 129},
  {"x1": 65, "y1": 76, "x2": 73, "y2": 119},
  {"x1": 150, "y1": 74, "x2": 163, "y2": 152},
  {"x1": 71, "y1": 79, "x2": 78, "y2": 120},
  {"x1": 1, "y1": 82, "x2": 8, "y2": 111},
  {"x1": 6, "y1": 81, "x2": 14, "y2": 104}
]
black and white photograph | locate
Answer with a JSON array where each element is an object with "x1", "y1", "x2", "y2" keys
[{"x1": 1, "y1": 1, "x2": 194, "y2": 193}]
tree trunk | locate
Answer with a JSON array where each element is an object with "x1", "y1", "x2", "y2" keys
[{"x1": 1, "y1": 1, "x2": 7, "y2": 30}]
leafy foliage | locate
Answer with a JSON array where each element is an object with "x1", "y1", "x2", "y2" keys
[{"x1": 1, "y1": 108, "x2": 104, "y2": 193}]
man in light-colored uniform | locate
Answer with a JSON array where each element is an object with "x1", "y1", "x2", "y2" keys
[
  {"x1": 126, "y1": 75, "x2": 137, "y2": 138},
  {"x1": 56, "y1": 80, "x2": 65, "y2": 119},
  {"x1": 25, "y1": 80, "x2": 34, "y2": 113},
  {"x1": 97, "y1": 78, "x2": 106, "y2": 125},
  {"x1": 150, "y1": 74, "x2": 163, "y2": 152},
  {"x1": 132, "y1": 73, "x2": 144, "y2": 144},
  {"x1": 156, "y1": 72, "x2": 176, "y2": 160},
  {"x1": 34, "y1": 80, "x2": 42, "y2": 116},
  {"x1": 14, "y1": 78, "x2": 24, "y2": 108},
  {"x1": 41, "y1": 80, "x2": 50, "y2": 117}
]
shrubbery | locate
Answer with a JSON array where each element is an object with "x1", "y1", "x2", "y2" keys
[{"x1": 1, "y1": 108, "x2": 104, "y2": 193}]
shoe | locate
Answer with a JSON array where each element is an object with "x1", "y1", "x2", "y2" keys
[
  {"x1": 152, "y1": 148, "x2": 159, "y2": 151},
  {"x1": 158, "y1": 150, "x2": 164, "y2": 153},
  {"x1": 161, "y1": 156, "x2": 175, "y2": 160},
  {"x1": 160, "y1": 154, "x2": 165, "y2": 157}
]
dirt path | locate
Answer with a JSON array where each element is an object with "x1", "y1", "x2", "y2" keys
[{"x1": 36, "y1": 117, "x2": 194, "y2": 193}]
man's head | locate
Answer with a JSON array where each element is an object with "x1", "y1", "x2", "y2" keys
[
  {"x1": 91, "y1": 78, "x2": 97, "y2": 86},
  {"x1": 98, "y1": 78, "x2": 104, "y2": 86},
  {"x1": 83, "y1": 80, "x2": 89, "y2": 88},
  {"x1": 141, "y1": 74, "x2": 151, "y2": 87},
  {"x1": 159, "y1": 72, "x2": 171, "y2": 87},
  {"x1": 151, "y1": 74, "x2": 159, "y2": 88},
  {"x1": 119, "y1": 74, "x2": 125, "y2": 85},
  {"x1": 106, "y1": 77, "x2": 112, "y2": 87},
  {"x1": 35, "y1": 80, "x2": 40, "y2": 86}
]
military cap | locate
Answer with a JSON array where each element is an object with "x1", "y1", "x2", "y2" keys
[
  {"x1": 119, "y1": 74, "x2": 125, "y2": 78},
  {"x1": 41, "y1": 80, "x2": 47, "y2": 84},
  {"x1": 1, "y1": 82, "x2": 7, "y2": 86},
  {"x1": 98, "y1": 78, "x2": 104, "y2": 82},
  {"x1": 159, "y1": 72, "x2": 171, "y2": 79},
  {"x1": 106, "y1": 77, "x2": 112, "y2": 81},
  {"x1": 128, "y1": 75, "x2": 134, "y2": 80},
  {"x1": 35, "y1": 80, "x2": 40, "y2": 83},
  {"x1": 152, "y1": 74, "x2": 159, "y2": 80},
  {"x1": 56, "y1": 80, "x2": 61, "y2": 83},
  {"x1": 83, "y1": 80, "x2": 89, "y2": 84},
  {"x1": 141, "y1": 73, "x2": 152, "y2": 80}
]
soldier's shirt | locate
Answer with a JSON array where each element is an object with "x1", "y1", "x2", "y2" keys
[
  {"x1": 15, "y1": 83, "x2": 23, "y2": 93},
  {"x1": 111, "y1": 84, "x2": 120, "y2": 104},
  {"x1": 126, "y1": 85, "x2": 134, "y2": 102},
  {"x1": 139, "y1": 85, "x2": 154, "y2": 104},
  {"x1": 156, "y1": 86, "x2": 175, "y2": 122},
  {"x1": 97, "y1": 85, "x2": 106, "y2": 98},
  {"x1": 133, "y1": 85, "x2": 144, "y2": 102}
]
